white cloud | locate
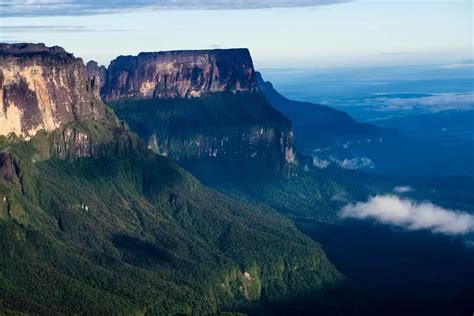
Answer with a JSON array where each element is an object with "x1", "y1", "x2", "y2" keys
[
  {"x1": 370, "y1": 93, "x2": 474, "y2": 113},
  {"x1": 340, "y1": 195, "x2": 474, "y2": 235},
  {"x1": 1, "y1": 0, "x2": 351, "y2": 17},
  {"x1": 439, "y1": 63, "x2": 474, "y2": 69},
  {"x1": 337, "y1": 157, "x2": 374, "y2": 170},
  {"x1": 393, "y1": 185, "x2": 414, "y2": 193},
  {"x1": 313, "y1": 157, "x2": 330, "y2": 169},
  {"x1": 312, "y1": 156, "x2": 375, "y2": 170},
  {"x1": 0, "y1": 25, "x2": 125, "y2": 33}
]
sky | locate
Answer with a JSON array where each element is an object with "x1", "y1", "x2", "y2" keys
[{"x1": 0, "y1": 0, "x2": 472, "y2": 69}]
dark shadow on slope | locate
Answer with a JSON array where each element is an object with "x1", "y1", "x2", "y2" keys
[
  {"x1": 271, "y1": 219, "x2": 474, "y2": 316},
  {"x1": 112, "y1": 234, "x2": 175, "y2": 266}
]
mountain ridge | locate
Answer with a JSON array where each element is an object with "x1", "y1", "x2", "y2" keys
[
  {"x1": 256, "y1": 71, "x2": 390, "y2": 151},
  {"x1": 0, "y1": 42, "x2": 343, "y2": 314}
]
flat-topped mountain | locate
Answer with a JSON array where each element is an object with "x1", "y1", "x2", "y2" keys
[
  {"x1": 101, "y1": 49, "x2": 296, "y2": 170},
  {"x1": 101, "y1": 48, "x2": 258, "y2": 100},
  {"x1": 0, "y1": 43, "x2": 108, "y2": 140},
  {"x1": 0, "y1": 43, "x2": 69, "y2": 57}
]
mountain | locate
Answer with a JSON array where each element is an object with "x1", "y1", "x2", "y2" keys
[
  {"x1": 102, "y1": 49, "x2": 258, "y2": 100},
  {"x1": 256, "y1": 72, "x2": 389, "y2": 152},
  {"x1": 0, "y1": 43, "x2": 137, "y2": 159},
  {"x1": 93, "y1": 48, "x2": 386, "y2": 221},
  {"x1": 0, "y1": 43, "x2": 343, "y2": 314},
  {"x1": 93, "y1": 46, "x2": 474, "y2": 315},
  {"x1": 0, "y1": 43, "x2": 108, "y2": 140},
  {"x1": 94, "y1": 49, "x2": 296, "y2": 171}
]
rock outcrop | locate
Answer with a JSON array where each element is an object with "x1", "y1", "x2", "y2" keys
[
  {"x1": 86, "y1": 60, "x2": 107, "y2": 98},
  {"x1": 0, "y1": 151, "x2": 19, "y2": 182},
  {"x1": 0, "y1": 43, "x2": 107, "y2": 139},
  {"x1": 102, "y1": 49, "x2": 258, "y2": 100}
]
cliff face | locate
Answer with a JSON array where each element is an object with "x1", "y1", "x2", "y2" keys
[
  {"x1": 86, "y1": 60, "x2": 107, "y2": 98},
  {"x1": 0, "y1": 43, "x2": 107, "y2": 140},
  {"x1": 102, "y1": 49, "x2": 296, "y2": 169},
  {"x1": 102, "y1": 49, "x2": 258, "y2": 100},
  {"x1": 145, "y1": 111, "x2": 296, "y2": 165}
]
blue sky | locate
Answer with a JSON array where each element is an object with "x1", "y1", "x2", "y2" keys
[{"x1": 0, "y1": 0, "x2": 472, "y2": 69}]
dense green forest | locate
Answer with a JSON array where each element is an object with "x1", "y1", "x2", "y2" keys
[{"x1": 0, "y1": 123, "x2": 342, "y2": 314}]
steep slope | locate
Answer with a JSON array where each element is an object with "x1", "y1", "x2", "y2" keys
[
  {"x1": 97, "y1": 49, "x2": 296, "y2": 171},
  {"x1": 0, "y1": 43, "x2": 342, "y2": 314},
  {"x1": 0, "y1": 141, "x2": 341, "y2": 314},
  {"x1": 256, "y1": 72, "x2": 390, "y2": 152}
]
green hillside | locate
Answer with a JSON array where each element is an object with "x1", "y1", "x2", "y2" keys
[{"x1": 0, "y1": 124, "x2": 342, "y2": 314}]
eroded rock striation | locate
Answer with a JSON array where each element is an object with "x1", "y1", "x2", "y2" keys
[
  {"x1": 0, "y1": 43, "x2": 107, "y2": 139},
  {"x1": 102, "y1": 49, "x2": 258, "y2": 100}
]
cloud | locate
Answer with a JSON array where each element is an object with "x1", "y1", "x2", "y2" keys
[
  {"x1": 313, "y1": 156, "x2": 375, "y2": 170},
  {"x1": 439, "y1": 63, "x2": 474, "y2": 69},
  {"x1": 439, "y1": 59, "x2": 474, "y2": 69},
  {"x1": 1, "y1": 0, "x2": 352, "y2": 18},
  {"x1": 313, "y1": 157, "x2": 330, "y2": 169},
  {"x1": 340, "y1": 195, "x2": 474, "y2": 235},
  {"x1": 379, "y1": 51, "x2": 411, "y2": 55},
  {"x1": 1, "y1": 26, "x2": 127, "y2": 33},
  {"x1": 368, "y1": 93, "x2": 474, "y2": 113},
  {"x1": 393, "y1": 185, "x2": 414, "y2": 193},
  {"x1": 337, "y1": 157, "x2": 374, "y2": 170},
  {"x1": 331, "y1": 192, "x2": 349, "y2": 203}
]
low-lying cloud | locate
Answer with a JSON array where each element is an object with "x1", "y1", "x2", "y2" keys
[
  {"x1": 1, "y1": 0, "x2": 351, "y2": 17},
  {"x1": 369, "y1": 93, "x2": 474, "y2": 113},
  {"x1": 393, "y1": 185, "x2": 414, "y2": 193},
  {"x1": 340, "y1": 195, "x2": 474, "y2": 235},
  {"x1": 338, "y1": 157, "x2": 374, "y2": 170},
  {"x1": 313, "y1": 156, "x2": 374, "y2": 170},
  {"x1": 313, "y1": 157, "x2": 331, "y2": 169}
]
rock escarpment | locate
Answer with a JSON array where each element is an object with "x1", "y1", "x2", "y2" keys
[
  {"x1": 101, "y1": 49, "x2": 258, "y2": 100},
  {"x1": 0, "y1": 43, "x2": 139, "y2": 159},
  {"x1": 0, "y1": 43, "x2": 107, "y2": 139},
  {"x1": 100, "y1": 49, "x2": 296, "y2": 169}
]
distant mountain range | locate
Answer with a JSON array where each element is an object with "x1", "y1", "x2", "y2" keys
[{"x1": 256, "y1": 72, "x2": 391, "y2": 151}]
